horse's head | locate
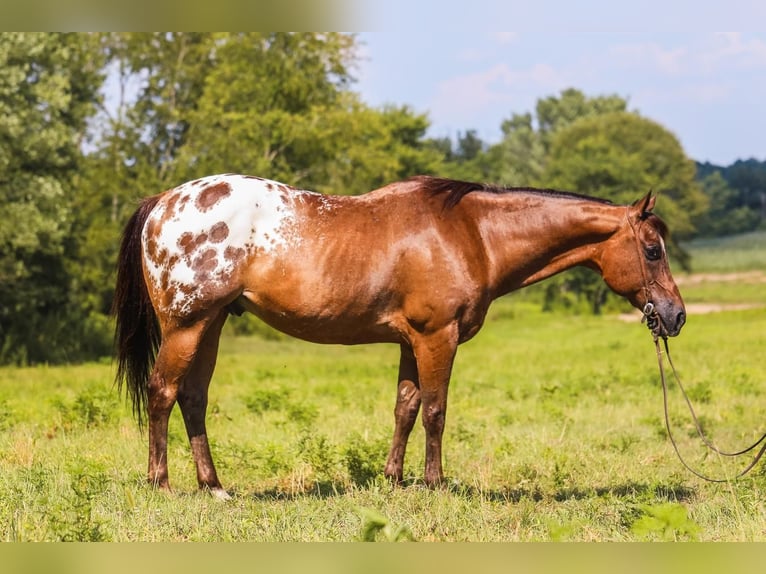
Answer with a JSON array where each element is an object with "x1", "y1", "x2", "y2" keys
[{"x1": 600, "y1": 192, "x2": 686, "y2": 337}]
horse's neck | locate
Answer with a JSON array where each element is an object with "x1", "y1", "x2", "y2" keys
[{"x1": 474, "y1": 194, "x2": 624, "y2": 298}]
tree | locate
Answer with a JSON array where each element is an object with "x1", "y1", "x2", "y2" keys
[
  {"x1": 539, "y1": 111, "x2": 708, "y2": 312},
  {"x1": 695, "y1": 171, "x2": 759, "y2": 236},
  {"x1": 0, "y1": 33, "x2": 106, "y2": 364},
  {"x1": 545, "y1": 112, "x2": 707, "y2": 236},
  {"x1": 171, "y1": 34, "x2": 442, "y2": 194},
  {"x1": 483, "y1": 88, "x2": 629, "y2": 186},
  {"x1": 725, "y1": 159, "x2": 766, "y2": 226},
  {"x1": 695, "y1": 159, "x2": 766, "y2": 235}
]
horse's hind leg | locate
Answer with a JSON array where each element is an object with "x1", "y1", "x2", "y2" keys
[
  {"x1": 176, "y1": 310, "x2": 229, "y2": 498},
  {"x1": 147, "y1": 317, "x2": 214, "y2": 492},
  {"x1": 384, "y1": 344, "x2": 421, "y2": 484}
]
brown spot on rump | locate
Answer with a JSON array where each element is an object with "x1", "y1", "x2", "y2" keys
[
  {"x1": 178, "y1": 232, "x2": 195, "y2": 254},
  {"x1": 176, "y1": 282, "x2": 195, "y2": 298},
  {"x1": 209, "y1": 222, "x2": 229, "y2": 243},
  {"x1": 179, "y1": 232, "x2": 211, "y2": 259},
  {"x1": 160, "y1": 268, "x2": 170, "y2": 290},
  {"x1": 160, "y1": 254, "x2": 180, "y2": 287},
  {"x1": 164, "y1": 192, "x2": 181, "y2": 219},
  {"x1": 197, "y1": 181, "x2": 232, "y2": 211},
  {"x1": 156, "y1": 246, "x2": 169, "y2": 265},
  {"x1": 146, "y1": 237, "x2": 159, "y2": 261},
  {"x1": 224, "y1": 246, "x2": 246, "y2": 262},
  {"x1": 192, "y1": 248, "x2": 218, "y2": 282},
  {"x1": 162, "y1": 284, "x2": 177, "y2": 310}
]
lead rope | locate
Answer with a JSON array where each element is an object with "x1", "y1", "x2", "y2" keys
[{"x1": 644, "y1": 304, "x2": 766, "y2": 482}]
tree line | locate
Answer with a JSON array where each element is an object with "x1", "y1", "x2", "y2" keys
[{"x1": 0, "y1": 32, "x2": 762, "y2": 365}]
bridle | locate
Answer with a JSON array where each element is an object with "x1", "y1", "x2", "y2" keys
[
  {"x1": 627, "y1": 207, "x2": 766, "y2": 482},
  {"x1": 625, "y1": 207, "x2": 664, "y2": 338}
]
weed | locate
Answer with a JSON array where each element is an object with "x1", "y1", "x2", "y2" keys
[
  {"x1": 286, "y1": 401, "x2": 319, "y2": 428},
  {"x1": 245, "y1": 388, "x2": 289, "y2": 415},
  {"x1": 687, "y1": 381, "x2": 713, "y2": 404},
  {"x1": 357, "y1": 507, "x2": 415, "y2": 542},
  {"x1": 51, "y1": 387, "x2": 118, "y2": 430},
  {"x1": 48, "y1": 468, "x2": 111, "y2": 542},
  {"x1": 630, "y1": 502, "x2": 700, "y2": 541},
  {"x1": 344, "y1": 434, "x2": 388, "y2": 486},
  {"x1": 297, "y1": 432, "x2": 341, "y2": 483}
]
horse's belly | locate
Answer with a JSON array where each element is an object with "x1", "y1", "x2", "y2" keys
[{"x1": 235, "y1": 280, "x2": 399, "y2": 345}]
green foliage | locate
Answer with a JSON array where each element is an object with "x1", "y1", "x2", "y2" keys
[
  {"x1": 343, "y1": 434, "x2": 389, "y2": 486},
  {"x1": 695, "y1": 171, "x2": 759, "y2": 237},
  {"x1": 630, "y1": 503, "x2": 700, "y2": 541},
  {"x1": 0, "y1": 32, "x2": 107, "y2": 364},
  {"x1": 695, "y1": 160, "x2": 766, "y2": 236},
  {"x1": 357, "y1": 507, "x2": 415, "y2": 542},
  {"x1": 51, "y1": 386, "x2": 119, "y2": 430},
  {"x1": 683, "y1": 230, "x2": 766, "y2": 273},
  {"x1": 48, "y1": 468, "x2": 111, "y2": 542},
  {"x1": 545, "y1": 111, "x2": 707, "y2": 238},
  {"x1": 486, "y1": 88, "x2": 629, "y2": 186}
]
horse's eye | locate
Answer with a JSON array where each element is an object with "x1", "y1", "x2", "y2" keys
[{"x1": 644, "y1": 245, "x2": 662, "y2": 261}]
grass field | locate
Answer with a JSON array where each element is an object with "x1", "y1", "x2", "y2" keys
[{"x1": 1, "y1": 234, "x2": 765, "y2": 541}]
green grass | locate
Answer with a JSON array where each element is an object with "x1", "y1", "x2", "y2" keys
[
  {"x1": 684, "y1": 230, "x2": 766, "y2": 273},
  {"x1": 1, "y1": 301, "x2": 765, "y2": 541},
  {"x1": 1, "y1": 232, "x2": 765, "y2": 541}
]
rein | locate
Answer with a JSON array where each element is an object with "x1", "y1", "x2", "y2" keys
[{"x1": 643, "y1": 304, "x2": 766, "y2": 482}]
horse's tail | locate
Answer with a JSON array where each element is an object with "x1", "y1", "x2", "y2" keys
[{"x1": 112, "y1": 194, "x2": 162, "y2": 427}]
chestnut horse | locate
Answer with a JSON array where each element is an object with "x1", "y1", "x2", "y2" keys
[{"x1": 113, "y1": 174, "x2": 685, "y2": 497}]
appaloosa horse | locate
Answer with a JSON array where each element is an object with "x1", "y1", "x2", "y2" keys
[{"x1": 113, "y1": 174, "x2": 685, "y2": 497}]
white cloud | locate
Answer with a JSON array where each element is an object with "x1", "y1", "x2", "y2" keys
[
  {"x1": 429, "y1": 61, "x2": 570, "y2": 125},
  {"x1": 609, "y1": 43, "x2": 688, "y2": 76},
  {"x1": 492, "y1": 32, "x2": 518, "y2": 45},
  {"x1": 707, "y1": 32, "x2": 766, "y2": 68}
]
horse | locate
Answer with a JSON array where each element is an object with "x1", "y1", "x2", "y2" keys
[{"x1": 112, "y1": 174, "x2": 686, "y2": 498}]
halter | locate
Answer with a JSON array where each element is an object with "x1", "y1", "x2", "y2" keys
[{"x1": 625, "y1": 206, "x2": 662, "y2": 339}]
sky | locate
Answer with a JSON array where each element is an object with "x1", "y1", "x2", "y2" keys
[{"x1": 352, "y1": 26, "x2": 766, "y2": 166}]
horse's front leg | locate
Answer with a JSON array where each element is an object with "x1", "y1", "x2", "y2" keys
[
  {"x1": 384, "y1": 344, "x2": 421, "y2": 484},
  {"x1": 412, "y1": 325, "x2": 459, "y2": 488}
]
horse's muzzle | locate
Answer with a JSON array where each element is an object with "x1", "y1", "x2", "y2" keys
[
  {"x1": 658, "y1": 307, "x2": 686, "y2": 338},
  {"x1": 644, "y1": 302, "x2": 685, "y2": 338}
]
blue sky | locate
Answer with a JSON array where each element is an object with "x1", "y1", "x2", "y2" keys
[{"x1": 353, "y1": 28, "x2": 766, "y2": 165}]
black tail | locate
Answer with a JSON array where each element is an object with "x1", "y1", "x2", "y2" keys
[{"x1": 112, "y1": 195, "x2": 163, "y2": 427}]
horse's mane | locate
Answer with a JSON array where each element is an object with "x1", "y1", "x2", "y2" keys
[{"x1": 411, "y1": 175, "x2": 613, "y2": 209}]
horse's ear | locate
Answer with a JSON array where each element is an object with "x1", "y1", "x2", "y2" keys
[{"x1": 632, "y1": 191, "x2": 655, "y2": 218}]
